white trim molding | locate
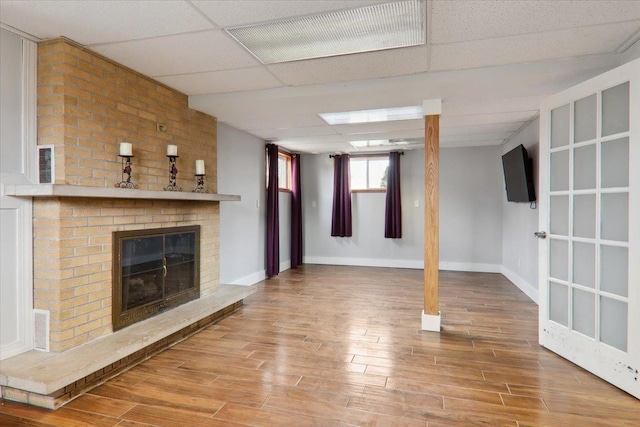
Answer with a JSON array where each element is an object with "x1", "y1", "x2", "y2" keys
[
  {"x1": 303, "y1": 256, "x2": 423, "y2": 269},
  {"x1": 501, "y1": 266, "x2": 539, "y2": 304},
  {"x1": 422, "y1": 98, "x2": 442, "y2": 115},
  {"x1": 421, "y1": 310, "x2": 441, "y2": 331},
  {"x1": 439, "y1": 262, "x2": 502, "y2": 273}
]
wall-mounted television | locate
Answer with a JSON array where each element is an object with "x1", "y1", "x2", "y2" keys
[{"x1": 501, "y1": 144, "x2": 536, "y2": 202}]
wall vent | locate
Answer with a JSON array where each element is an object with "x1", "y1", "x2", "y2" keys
[{"x1": 33, "y1": 309, "x2": 50, "y2": 352}]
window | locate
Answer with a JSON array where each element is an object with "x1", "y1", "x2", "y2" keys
[
  {"x1": 278, "y1": 152, "x2": 291, "y2": 191},
  {"x1": 266, "y1": 149, "x2": 292, "y2": 191},
  {"x1": 350, "y1": 156, "x2": 389, "y2": 191}
]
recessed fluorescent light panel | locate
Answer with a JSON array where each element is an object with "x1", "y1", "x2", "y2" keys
[
  {"x1": 226, "y1": 0, "x2": 425, "y2": 64},
  {"x1": 320, "y1": 105, "x2": 422, "y2": 125}
]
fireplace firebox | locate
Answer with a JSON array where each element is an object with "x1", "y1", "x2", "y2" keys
[{"x1": 112, "y1": 226, "x2": 200, "y2": 331}]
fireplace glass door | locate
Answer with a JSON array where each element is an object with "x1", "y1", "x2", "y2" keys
[{"x1": 113, "y1": 226, "x2": 200, "y2": 330}]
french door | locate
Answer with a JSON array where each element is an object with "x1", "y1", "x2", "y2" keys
[{"x1": 538, "y1": 58, "x2": 639, "y2": 399}]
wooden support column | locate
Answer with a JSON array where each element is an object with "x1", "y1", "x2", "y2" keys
[{"x1": 422, "y1": 99, "x2": 441, "y2": 331}]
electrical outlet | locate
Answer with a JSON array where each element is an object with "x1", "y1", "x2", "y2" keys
[{"x1": 414, "y1": 200, "x2": 420, "y2": 208}]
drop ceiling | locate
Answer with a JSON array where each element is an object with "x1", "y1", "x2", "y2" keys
[{"x1": 1, "y1": 0, "x2": 639, "y2": 153}]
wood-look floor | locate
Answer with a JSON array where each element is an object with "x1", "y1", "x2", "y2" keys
[{"x1": 2, "y1": 265, "x2": 639, "y2": 426}]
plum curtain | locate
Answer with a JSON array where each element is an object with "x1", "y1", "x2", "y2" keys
[
  {"x1": 266, "y1": 143, "x2": 279, "y2": 278},
  {"x1": 331, "y1": 154, "x2": 352, "y2": 237},
  {"x1": 384, "y1": 151, "x2": 402, "y2": 238},
  {"x1": 291, "y1": 154, "x2": 303, "y2": 268}
]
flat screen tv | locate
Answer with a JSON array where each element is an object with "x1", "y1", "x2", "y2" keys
[{"x1": 502, "y1": 144, "x2": 536, "y2": 202}]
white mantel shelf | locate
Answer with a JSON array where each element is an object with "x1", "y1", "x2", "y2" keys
[{"x1": 4, "y1": 184, "x2": 240, "y2": 202}]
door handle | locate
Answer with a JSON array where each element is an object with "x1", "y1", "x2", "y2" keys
[{"x1": 534, "y1": 231, "x2": 547, "y2": 239}]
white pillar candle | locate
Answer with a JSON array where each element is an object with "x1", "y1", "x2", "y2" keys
[
  {"x1": 119, "y1": 142, "x2": 132, "y2": 156},
  {"x1": 167, "y1": 145, "x2": 178, "y2": 156},
  {"x1": 195, "y1": 159, "x2": 205, "y2": 175}
]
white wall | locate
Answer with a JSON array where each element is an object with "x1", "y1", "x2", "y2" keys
[
  {"x1": 501, "y1": 118, "x2": 540, "y2": 302},
  {"x1": 302, "y1": 147, "x2": 503, "y2": 271},
  {"x1": 217, "y1": 123, "x2": 292, "y2": 285},
  {"x1": 279, "y1": 193, "x2": 291, "y2": 271},
  {"x1": 302, "y1": 151, "x2": 424, "y2": 268},
  {"x1": 440, "y1": 146, "x2": 504, "y2": 271},
  {"x1": 217, "y1": 123, "x2": 266, "y2": 285}
]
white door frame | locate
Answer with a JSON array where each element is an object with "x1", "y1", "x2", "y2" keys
[{"x1": 0, "y1": 30, "x2": 37, "y2": 360}]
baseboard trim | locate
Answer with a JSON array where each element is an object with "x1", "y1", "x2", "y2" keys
[
  {"x1": 280, "y1": 260, "x2": 291, "y2": 272},
  {"x1": 227, "y1": 261, "x2": 291, "y2": 286},
  {"x1": 439, "y1": 262, "x2": 502, "y2": 273},
  {"x1": 229, "y1": 270, "x2": 266, "y2": 286},
  {"x1": 303, "y1": 257, "x2": 502, "y2": 273},
  {"x1": 303, "y1": 256, "x2": 423, "y2": 269},
  {"x1": 501, "y1": 266, "x2": 539, "y2": 304}
]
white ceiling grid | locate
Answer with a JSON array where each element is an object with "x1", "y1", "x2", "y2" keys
[{"x1": 0, "y1": 0, "x2": 639, "y2": 152}]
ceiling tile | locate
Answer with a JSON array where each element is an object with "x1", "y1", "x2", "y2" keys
[
  {"x1": 0, "y1": 0, "x2": 211, "y2": 44},
  {"x1": 441, "y1": 139, "x2": 505, "y2": 148},
  {"x1": 248, "y1": 126, "x2": 339, "y2": 140},
  {"x1": 90, "y1": 30, "x2": 260, "y2": 77},
  {"x1": 440, "y1": 110, "x2": 536, "y2": 127},
  {"x1": 431, "y1": 0, "x2": 640, "y2": 44},
  {"x1": 441, "y1": 123, "x2": 529, "y2": 135},
  {"x1": 157, "y1": 67, "x2": 284, "y2": 96},
  {"x1": 431, "y1": 22, "x2": 640, "y2": 71},
  {"x1": 440, "y1": 132, "x2": 512, "y2": 144},
  {"x1": 190, "y1": 0, "x2": 389, "y2": 27},
  {"x1": 331, "y1": 119, "x2": 424, "y2": 135},
  {"x1": 267, "y1": 45, "x2": 429, "y2": 86}
]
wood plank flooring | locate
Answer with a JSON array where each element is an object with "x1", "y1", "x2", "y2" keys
[{"x1": 2, "y1": 265, "x2": 639, "y2": 426}]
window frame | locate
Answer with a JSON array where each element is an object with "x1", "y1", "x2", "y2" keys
[
  {"x1": 266, "y1": 148, "x2": 293, "y2": 192},
  {"x1": 350, "y1": 154, "x2": 389, "y2": 193},
  {"x1": 277, "y1": 151, "x2": 292, "y2": 192}
]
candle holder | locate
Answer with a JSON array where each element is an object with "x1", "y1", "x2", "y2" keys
[
  {"x1": 115, "y1": 155, "x2": 138, "y2": 189},
  {"x1": 192, "y1": 174, "x2": 209, "y2": 193},
  {"x1": 164, "y1": 155, "x2": 182, "y2": 191}
]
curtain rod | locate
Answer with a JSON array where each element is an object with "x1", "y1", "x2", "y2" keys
[{"x1": 329, "y1": 152, "x2": 405, "y2": 158}]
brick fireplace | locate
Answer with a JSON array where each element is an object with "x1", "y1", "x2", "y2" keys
[
  {"x1": 33, "y1": 38, "x2": 221, "y2": 353},
  {"x1": 0, "y1": 37, "x2": 255, "y2": 410}
]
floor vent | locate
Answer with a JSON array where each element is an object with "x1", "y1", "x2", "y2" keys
[{"x1": 33, "y1": 309, "x2": 50, "y2": 352}]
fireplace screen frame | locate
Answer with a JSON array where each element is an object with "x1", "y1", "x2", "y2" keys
[{"x1": 112, "y1": 225, "x2": 200, "y2": 331}]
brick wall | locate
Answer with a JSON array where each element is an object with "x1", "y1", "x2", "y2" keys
[{"x1": 34, "y1": 38, "x2": 220, "y2": 352}]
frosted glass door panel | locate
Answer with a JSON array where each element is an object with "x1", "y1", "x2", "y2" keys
[
  {"x1": 551, "y1": 150, "x2": 570, "y2": 191},
  {"x1": 549, "y1": 239, "x2": 568, "y2": 281},
  {"x1": 600, "y1": 296, "x2": 627, "y2": 352},
  {"x1": 573, "y1": 288, "x2": 595, "y2": 338},
  {"x1": 602, "y1": 82, "x2": 629, "y2": 137},
  {"x1": 550, "y1": 195, "x2": 569, "y2": 235},
  {"x1": 551, "y1": 104, "x2": 570, "y2": 148},
  {"x1": 573, "y1": 144, "x2": 596, "y2": 190},
  {"x1": 601, "y1": 193, "x2": 628, "y2": 242},
  {"x1": 573, "y1": 195, "x2": 596, "y2": 239},
  {"x1": 574, "y1": 94, "x2": 597, "y2": 143},
  {"x1": 601, "y1": 137, "x2": 629, "y2": 188},
  {"x1": 600, "y1": 245, "x2": 628, "y2": 297},
  {"x1": 573, "y1": 242, "x2": 595, "y2": 288},
  {"x1": 549, "y1": 282, "x2": 569, "y2": 326}
]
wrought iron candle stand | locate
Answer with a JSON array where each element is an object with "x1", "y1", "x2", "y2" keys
[
  {"x1": 115, "y1": 155, "x2": 139, "y2": 189},
  {"x1": 164, "y1": 155, "x2": 182, "y2": 191},
  {"x1": 192, "y1": 174, "x2": 209, "y2": 193}
]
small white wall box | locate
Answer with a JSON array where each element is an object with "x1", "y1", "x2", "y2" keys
[{"x1": 37, "y1": 145, "x2": 54, "y2": 184}]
